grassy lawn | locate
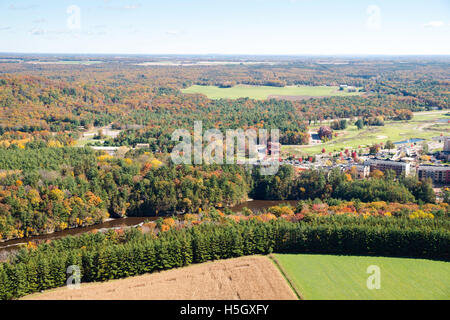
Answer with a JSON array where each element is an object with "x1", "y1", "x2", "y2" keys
[
  {"x1": 182, "y1": 85, "x2": 361, "y2": 100},
  {"x1": 282, "y1": 111, "x2": 450, "y2": 156},
  {"x1": 272, "y1": 254, "x2": 450, "y2": 300},
  {"x1": 76, "y1": 138, "x2": 98, "y2": 147}
]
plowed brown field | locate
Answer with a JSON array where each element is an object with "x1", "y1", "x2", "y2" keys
[{"x1": 22, "y1": 256, "x2": 297, "y2": 300}]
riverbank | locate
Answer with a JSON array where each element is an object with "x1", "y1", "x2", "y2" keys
[
  {"x1": 0, "y1": 200, "x2": 300, "y2": 260},
  {"x1": 0, "y1": 217, "x2": 155, "y2": 260}
]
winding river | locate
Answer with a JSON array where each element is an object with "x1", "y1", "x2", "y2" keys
[{"x1": 0, "y1": 199, "x2": 299, "y2": 259}]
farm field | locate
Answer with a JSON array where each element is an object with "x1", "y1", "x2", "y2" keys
[
  {"x1": 272, "y1": 254, "x2": 450, "y2": 300},
  {"x1": 22, "y1": 256, "x2": 297, "y2": 300},
  {"x1": 182, "y1": 84, "x2": 362, "y2": 100},
  {"x1": 282, "y1": 110, "x2": 450, "y2": 156},
  {"x1": 136, "y1": 61, "x2": 277, "y2": 66}
]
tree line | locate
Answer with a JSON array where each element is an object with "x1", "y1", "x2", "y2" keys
[{"x1": 1, "y1": 215, "x2": 448, "y2": 300}]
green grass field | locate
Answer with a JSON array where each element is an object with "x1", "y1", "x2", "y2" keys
[
  {"x1": 272, "y1": 254, "x2": 450, "y2": 300},
  {"x1": 182, "y1": 85, "x2": 362, "y2": 100},
  {"x1": 282, "y1": 111, "x2": 450, "y2": 156}
]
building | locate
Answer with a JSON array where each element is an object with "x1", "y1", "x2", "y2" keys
[
  {"x1": 418, "y1": 165, "x2": 450, "y2": 184},
  {"x1": 367, "y1": 159, "x2": 411, "y2": 176},
  {"x1": 437, "y1": 136, "x2": 450, "y2": 161},
  {"x1": 347, "y1": 164, "x2": 370, "y2": 179},
  {"x1": 90, "y1": 146, "x2": 120, "y2": 156},
  {"x1": 309, "y1": 132, "x2": 321, "y2": 144},
  {"x1": 445, "y1": 137, "x2": 450, "y2": 152}
]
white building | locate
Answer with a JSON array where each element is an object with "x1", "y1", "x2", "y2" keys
[
  {"x1": 90, "y1": 146, "x2": 121, "y2": 155},
  {"x1": 367, "y1": 159, "x2": 411, "y2": 176}
]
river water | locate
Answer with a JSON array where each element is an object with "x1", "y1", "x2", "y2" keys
[
  {"x1": 0, "y1": 217, "x2": 157, "y2": 258},
  {"x1": 0, "y1": 200, "x2": 299, "y2": 258}
]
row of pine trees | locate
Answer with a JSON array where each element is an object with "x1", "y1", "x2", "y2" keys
[{"x1": 1, "y1": 218, "x2": 448, "y2": 300}]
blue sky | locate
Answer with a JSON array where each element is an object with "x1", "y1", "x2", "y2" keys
[{"x1": 0, "y1": 0, "x2": 449, "y2": 55}]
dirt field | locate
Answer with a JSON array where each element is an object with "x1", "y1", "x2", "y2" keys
[{"x1": 22, "y1": 256, "x2": 297, "y2": 300}]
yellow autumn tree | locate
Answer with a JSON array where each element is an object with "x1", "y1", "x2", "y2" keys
[
  {"x1": 150, "y1": 158, "x2": 163, "y2": 168},
  {"x1": 370, "y1": 169, "x2": 384, "y2": 179},
  {"x1": 49, "y1": 188, "x2": 65, "y2": 201},
  {"x1": 27, "y1": 189, "x2": 41, "y2": 206}
]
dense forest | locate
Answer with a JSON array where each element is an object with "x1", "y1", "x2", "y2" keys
[
  {"x1": 0, "y1": 56, "x2": 448, "y2": 240},
  {"x1": 0, "y1": 57, "x2": 448, "y2": 149},
  {"x1": 0, "y1": 56, "x2": 449, "y2": 301},
  {"x1": 0, "y1": 144, "x2": 438, "y2": 241}
]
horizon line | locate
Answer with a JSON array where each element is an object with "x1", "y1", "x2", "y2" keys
[
  {"x1": 1, "y1": 52, "x2": 450, "y2": 57},
  {"x1": 0, "y1": 51, "x2": 450, "y2": 58}
]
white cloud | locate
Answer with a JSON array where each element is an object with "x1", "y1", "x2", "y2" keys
[
  {"x1": 29, "y1": 28, "x2": 45, "y2": 36},
  {"x1": 33, "y1": 18, "x2": 47, "y2": 24},
  {"x1": 123, "y1": 4, "x2": 141, "y2": 10},
  {"x1": 423, "y1": 21, "x2": 445, "y2": 28},
  {"x1": 9, "y1": 4, "x2": 38, "y2": 10},
  {"x1": 165, "y1": 29, "x2": 188, "y2": 38},
  {"x1": 27, "y1": 27, "x2": 108, "y2": 39},
  {"x1": 100, "y1": 3, "x2": 142, "y2": 11},
  {"x1": 166, "y1": 30, "x2": 181, "y2": 36}
]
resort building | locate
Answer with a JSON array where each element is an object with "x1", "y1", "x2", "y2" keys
[
  {"x1": 418, "y1": 165, "x2": 450, "y2": 184},
  {"x1": 367, "y1": 159, "x2": 411, "y2": 176}
]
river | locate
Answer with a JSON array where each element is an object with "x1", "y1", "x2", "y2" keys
[{"x1": 0, "y1": 199, "x2": 299, "y2": 259}]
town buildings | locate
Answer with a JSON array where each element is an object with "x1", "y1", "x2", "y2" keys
[
  {"x1": 438, "y1": 136, "x2": 450, "y2": 161},
  {"x1": 367, "y1": 159, "x2": 412, "y2": 176},
  {"x1": 418, "y1": 165, "x2": 450, "y2": 184}
]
